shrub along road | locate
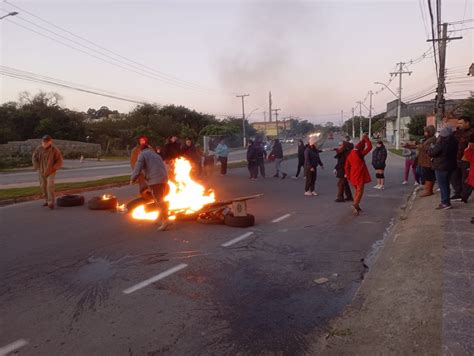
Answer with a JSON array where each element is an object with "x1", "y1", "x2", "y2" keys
[{"x1": 0, "y1": 138, "x2": 414, "y2": 355}]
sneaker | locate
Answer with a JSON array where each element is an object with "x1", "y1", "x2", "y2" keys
[
  {"x1": 414, "y1": 182, "x2": 420, "y2": 186},
  {"x1": 435, "y1": 203, "x2": 452, "y2": 210},
  {"x1": 402, "y1": 181, "x2": 408, "y2": 185},
  {"x1": 461, "y1": 198, "x2": 468, "y2": 204},
  {"x1": 312, "y1": 191, "x2": 319, "y2": 196},
  {"x1": 291, "y1": 176, "x2": 299, "y2": 180},
  {"x1": 304, "y1": 191, "x2": 312, "y2": 196},
  {"x1": 451, "y1": 195, "x2": 462, "y2": 202},
  {"x1": 373, "y1": 185, "x2": 381, "y2": 189},
  {"x1": 379, "y1": 185, "x2": 385, "y2": 190}
]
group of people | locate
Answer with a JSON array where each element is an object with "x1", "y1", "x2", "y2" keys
[{"x1": 246, "y1": 138, "x2": 287, "y2": 179}]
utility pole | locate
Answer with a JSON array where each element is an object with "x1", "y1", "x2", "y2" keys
[
  {"x1": 351, "y1": 107, "x2": 355, "y2": 139},
  {"x1": 356, "y1": 101, "x2": 363, "y2": 139},
  {"x1": 428, "y1": 23, "x2": 462, "y2": 130},
  {"x1": 269, "y1": 92, "x2": 273, "y2": 122},
  {"x1": 272, "y1": 108, "x2": 281, "y2": 137},
  {"x1": 368, "y1": 91, "x2": 373, "y2": 139},
  {"x1": 390, "y1": 62, "x2": 412, "y2": 150},
  {"x1": 236, "y1": 94, "x2": 250, "y2": 147}
]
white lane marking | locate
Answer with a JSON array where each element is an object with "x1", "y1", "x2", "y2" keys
[
  {"x1": 123, "y1": 263, "x2": 188, "y2": 294},
  {"x1": 272, "y1": 213, "x2": 291, "y2": 223},
  {"x1": 222, "y1": 232, "x2": 254, "y2": 247},
  {"x1": 0, "y1": 339, "x2": 28, "y2": 356}
]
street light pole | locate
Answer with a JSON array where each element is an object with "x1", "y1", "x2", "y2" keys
[
  {"x1": 236, "y1": 94, "x2": 250, "y2": 147},
  {"x1": 0, "y1": 12, "x2": 19, "y2": 20}
]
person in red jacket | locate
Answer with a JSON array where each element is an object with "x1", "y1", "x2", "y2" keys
[{"x1": 345, "y1": 133, "x2": 373, "y2": 215}]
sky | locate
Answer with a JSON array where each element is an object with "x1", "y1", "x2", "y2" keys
[{"x1": 0, "y1": 0, "x2": 472, "y2": 125}]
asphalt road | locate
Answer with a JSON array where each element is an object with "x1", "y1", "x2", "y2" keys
[
  {"x1": 0, "y1": 145, "x2": 298, "y2": 188},
  {"x1": 0, "y1": 137, "x2": 413, "y2": 355}
]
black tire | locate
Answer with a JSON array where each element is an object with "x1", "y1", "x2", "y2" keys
[
  {"x1": 57, "y1": 194, "x2": 85, "y2": 207},
  {"x1": 224, "y1": 213, "x2": 255, "y2": 228},
  {"x1": 197, "y1": 212, "x2": 224, "y2": 225},
  {"x1": 126, "y1": 197, "x2": 150, "y2": 211},
  {"x1": 88, "y1": 196, "x2": 118, "y2": 210}
]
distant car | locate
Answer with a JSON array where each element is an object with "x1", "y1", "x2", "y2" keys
[{"x1": 263, "y1": 142, "x2": 272, "y2": 151}]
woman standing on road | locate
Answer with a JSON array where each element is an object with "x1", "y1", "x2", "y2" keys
[
  {"x1": 371, "y1": 141, "x2": 387, "y2": 189},
  {"x1": 304, "y1": 136, "x2": 324, "y2": 196},
  {"x1": 345, "y1": 133, "x2": 373, "y2": 215},
  {"x1": 292, "y1": 139, "x2": 306, "y2": 180}
]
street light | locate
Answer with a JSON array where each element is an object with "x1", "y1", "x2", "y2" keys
[
  {"x1": 374, "y1": 81, "x2": 401, "y2": 149},
  {"x1": 0, "y1": 12, "x2": 19, "y2": 20}
]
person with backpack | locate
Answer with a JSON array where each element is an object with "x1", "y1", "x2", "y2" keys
[{"x1": 371, "y1": 140, "x2": 388, "y2": 190}]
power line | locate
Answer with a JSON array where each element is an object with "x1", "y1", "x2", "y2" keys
[
  {"x1": 427, "y1": 0, "x2": 439, "y2": 76},
  {"x1": 3, "y1": 1, "x2": 238, "y2": 96}
]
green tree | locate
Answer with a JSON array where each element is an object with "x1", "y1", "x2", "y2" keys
[
  {"x1": 407, "y1": 114, "x2": 426, "y2": 137},
  {"x1": 461, "y1": 97, "x2": 474, "y2": 118}
]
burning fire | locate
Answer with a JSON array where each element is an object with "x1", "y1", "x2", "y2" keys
[
  {"x1": 102, "y1": 194, "x2": 113, "y2": 200},
  {"x1": 131, "y1": 158, "x2": 215, "y2": 221},
  {"x1": 131, "y1": 205, "x2": 159, "y2": 221}
]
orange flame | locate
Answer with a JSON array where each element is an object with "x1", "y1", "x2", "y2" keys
[
  {"x1": 131, "y1": 158, "x2": 215, "y2": 221},
  {"x1": 102, "y1": 194, "x2": 113, "y2": 200}
]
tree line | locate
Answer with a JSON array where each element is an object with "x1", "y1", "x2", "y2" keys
[{"x1": 0, "y1": 91, "x2": 324, "y2": 156}]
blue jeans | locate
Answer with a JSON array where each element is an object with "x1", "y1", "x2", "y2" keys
[{"x1": 435, "y1": 170, "x2": 452, "y2": 205}]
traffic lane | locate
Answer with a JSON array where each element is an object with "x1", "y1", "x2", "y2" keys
[{"x1": 0, "y1": 151, "x2": 410, "y2": 354}]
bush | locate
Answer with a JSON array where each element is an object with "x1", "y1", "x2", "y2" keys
[{"x1": 0, "y1": 154, "x2": 32, "y2": 169}]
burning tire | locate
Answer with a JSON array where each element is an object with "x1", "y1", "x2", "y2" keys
[
  {"x1": 224, "y1": 213, "x2": 255, "y2": 228},
  {"x1": 197, "y1": 211, "x2": 225, "y2": 225},
  {"x1": 57, "y1": 194, "x2": 85, "y2": 207},
  {"x1": 88, "y1": 196, "x2": 118, "y2": 210},
  {"x1": 126, "y1": 197, "x2": 152, "y2": 211}
]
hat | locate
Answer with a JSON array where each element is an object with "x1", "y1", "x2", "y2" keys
[
  {"x1": 309, "y1": 136, "x2": 317, "y2": 145},
  {"x1": 42, "y1": 135, "x2": 52, "y2": 142},
  {"x1": 439, "y1": 126, "x2": 452, "y2": 137}
]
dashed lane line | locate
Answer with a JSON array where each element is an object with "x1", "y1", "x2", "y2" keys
[
  {"x1": 0, "y1": 339, "x2": 28, "y2": 356},
  {"x1": 272, "y1": 213, "x2": 291, "y2": 223},
  {"x1": 123, "y1": 263, "x2": 188, "y2": 294},
  {"x1": 222, "y1": 232, "x2": 254, "y2": 247}
]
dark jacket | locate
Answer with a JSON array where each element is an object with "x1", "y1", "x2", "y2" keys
[
  {"x1": 256, "y1": 142, "x2": 267, "y2": 160},
  {"x1": 454, "y1": 127, "x2": 474, "y2": 161},
  {"x1": 304, "y1": 145, "x2": 323, "y2": 169},
  {"x1": 428, "y1": 135, "x2": 458, "y2": 172},
  {"x1": 270, "y1": 140, "x2": 283, "y2": 159},
  {"x1": 247, "y1": 144, "x2": 257, "y2": 162},
  {"x1": 181, "y1": 143, "x2": 200, "y2": 164},
  {"x1": 162, "y1": 141, "x2": 181, "y2": 161},
  {"x1": 131, "y1": 148, "x2": 168, "y2": 185},
  {"x1": 334, "y1": 144, "x2": 351, "y2": 178},
  {"x1": 297, "y1": 141, "x2": 306, "y2": 163},
  {"x1": 371, "y1": 146, "x2": 387, "y2": 170}
]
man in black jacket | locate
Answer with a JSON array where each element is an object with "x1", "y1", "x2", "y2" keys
[
  {"x1": 304, "y1": 136, "x2": 324, "y2": 195},
  {"x1": 162, "y1": 136, "x2": 181, "y2": 163},
  {"x1": 428, "y1": 126, "x2": 458, "y2": 210},
  {"x1": 334, "y1": 141, "x2": 354, "y2": 202},
  {"x1": 270, "y1": 139, "x2": 287, "y2": 179},
  {"x1": 247, "y1": 140, "x2": 258, "y2": 179}
]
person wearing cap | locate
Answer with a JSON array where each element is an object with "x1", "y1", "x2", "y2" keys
[
  {"x1": 428, "y1": 126, "x2": 458, "y2": 210},
  {"x1": 131, "y1": 144, "x2": 170, "y2": 231},
  {"x1": 130, "y1": 135, "x2": 152, "y2": 199},
  {"x1": 345, "y1": 133, "x2": 373, "y2": 215},
  {"x1": 32, "y1": 135, "x2": 63, "y2": 209},
  {"x1": 304, "y1": 136, "x2": 324, "y2": 196}
]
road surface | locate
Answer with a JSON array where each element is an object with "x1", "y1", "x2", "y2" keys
[
  {"x1": 0, "y1": 137, "x2": 413, "y2": 355},
  {"x1": 0, "y1": 144, "x2": 298, "y2": 189}
]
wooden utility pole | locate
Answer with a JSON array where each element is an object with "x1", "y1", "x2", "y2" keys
[
  {"x1": 356, "y1": 101, "x2": 363, "y2": 139},
  {"x1": 236, "y1": 94, "x2": 250, "y2": 147},
  {"x1": 368, "y1": 91, "x2": 373, "y2": 138},
  {"x1": 268, "y1": 92, "x2": 273, "y2": 122},
  {"x1": 428, "y1": 23, "x2": 462, "y2": 129}
]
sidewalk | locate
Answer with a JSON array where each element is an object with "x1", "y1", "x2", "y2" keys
[{"x1": 315, "y1": 189, "x2": 473, "y2": 355}]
